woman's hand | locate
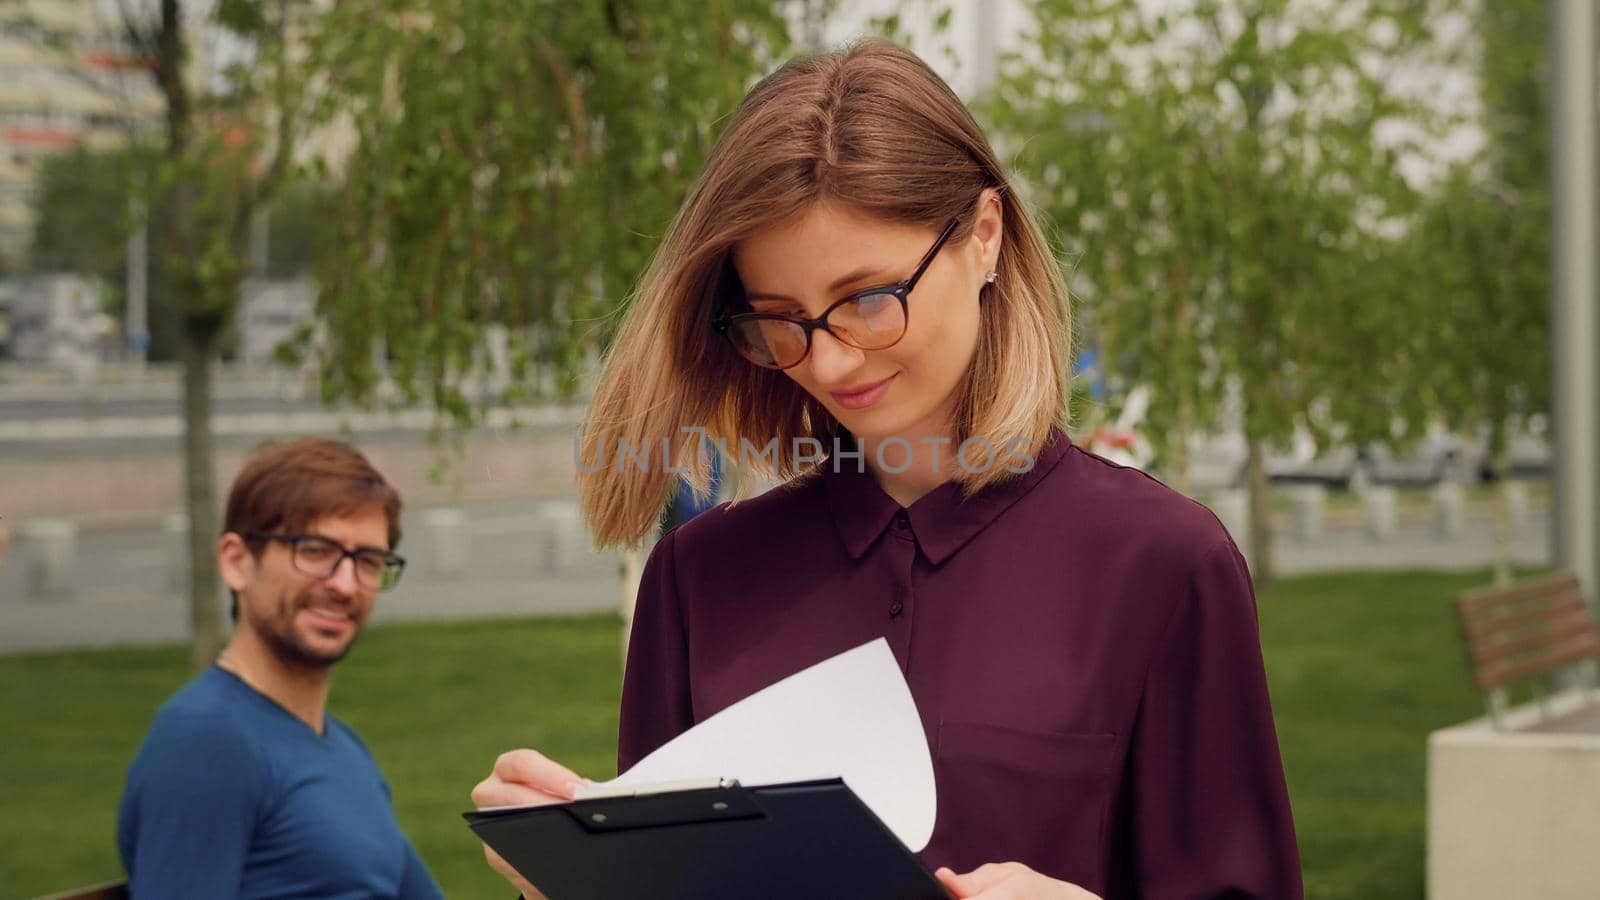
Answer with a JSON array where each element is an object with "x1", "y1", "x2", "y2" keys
[
  {"x1": 470, "y1": 749, "x2": 587, "y2": 899},
  {"x1": 935, "y1": 862, "x2": 1102, "y2": 899}
]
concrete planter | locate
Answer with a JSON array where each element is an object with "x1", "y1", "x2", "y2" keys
[{"x1": 1428, "y1": 688, "x2": 1600, "y2": 899}]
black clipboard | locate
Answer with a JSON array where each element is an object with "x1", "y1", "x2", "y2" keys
[{"x1": 463, "y1": 777, "x2": 951, "y2": 899}]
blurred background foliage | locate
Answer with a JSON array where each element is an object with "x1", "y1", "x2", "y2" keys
[
  {"x1": 291, "y1": 0, "x2": 796, "y2": 419},
  {"x1": 289, "y1": 0, "x2": 1550, "y2": 589},
  {"x1": 10, "y1": 0, "x2": 1554, "y2": 611},
  {"x1": 984, "y1": 0, "x2": 1550, "y2": 588},
  {"x1": 1, "y1": 1, "x2": 1566, "y2": 897},
  {"x1": 3, "y1": 0, "x2": 1548, "y2": 714}
]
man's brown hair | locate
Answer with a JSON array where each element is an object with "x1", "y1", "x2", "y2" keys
[{"x1": 224, "y1": 437, "x2": 403, "y2": 553}]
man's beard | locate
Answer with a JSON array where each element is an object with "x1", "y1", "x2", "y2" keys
[{"x1": 249, "y1": 586, "x2": 364, "y2": 670}]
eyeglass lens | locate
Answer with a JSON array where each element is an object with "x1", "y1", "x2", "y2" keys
[
  {"x1": 291, "y1": 538, "x2": 400, "y2": 590},
  {"x1": 728, "y1": 289, "x2": 906, "y2": 369}
]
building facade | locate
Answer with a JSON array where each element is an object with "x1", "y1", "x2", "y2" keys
[{"x1": 0, "y1": 0, "x2": 164, "y2": 267}]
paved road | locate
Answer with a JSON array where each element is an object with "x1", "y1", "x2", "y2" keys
[{"x1": 0, "y1": 494, "x2": 1551, "y2": 654}]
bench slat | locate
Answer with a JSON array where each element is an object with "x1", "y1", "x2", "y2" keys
[
  {"x1": 1469, "y1": 616, "x2": 1600, "y2": 666},
  {"x1": 33, "y1": 882, "x2": 128, "y2": 900},
  {"x1": 1459, "y1": 589, "x2": 1587, "y2": 642},
  {"x1": 1459, "y1": 574, "x2": 1581, "y2": 616},
  {"x1": 1474, "y1": 632, "x2": 1600, "y2": 692},
  {"x1": 1456, "y1": 575, "x2": 1600, "y2": 698}
]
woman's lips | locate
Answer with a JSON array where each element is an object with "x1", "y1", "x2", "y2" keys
[{"x1": 830, "y1": 374, "x2": 896, "y2": 410}]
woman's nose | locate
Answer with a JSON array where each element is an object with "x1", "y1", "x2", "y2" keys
[{"x1": 805, "y1": 329, "x2": 866, "y2": 386}]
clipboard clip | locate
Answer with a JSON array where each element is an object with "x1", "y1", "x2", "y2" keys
[
  {"x1": 566, "y1": 781, "x2": 766, "y2": 833},
  {"x1": 576, "y1": 777, "x2": 740, "y2": 800}
]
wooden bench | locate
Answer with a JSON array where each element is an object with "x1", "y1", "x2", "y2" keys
[
  {"x1": 33, "y1": 882, "x2": 128, "y2": 900},
  {"x1": 1455, "y1": 573, "x2": 1600, "y2": 730}
]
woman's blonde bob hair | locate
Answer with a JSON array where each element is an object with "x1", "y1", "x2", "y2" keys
[{"x1": 579, "y1": 39, "x2": 1070, "y2": 547}]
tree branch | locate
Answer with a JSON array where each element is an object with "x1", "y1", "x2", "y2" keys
[
  {"x1": 156, "y1": 0, "x2": 190, "y2": 155},
  {"x1": 115, "y1": 0, "x2": 158, "y2": 64},
  {"x1": 250, "y1": 0, "x2": 295, "y2": 207},
  {"x1": 531, "y1": 34, "x2": 590, "y2": 164}
]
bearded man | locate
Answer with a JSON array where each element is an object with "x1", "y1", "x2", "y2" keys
[{"x1": 118, "y1": 437, "x2": 443, "y2": 899}]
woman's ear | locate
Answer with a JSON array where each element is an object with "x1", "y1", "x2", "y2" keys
[{"x1": 971, "y1": 187, "x2": 1005, "y2": 274}]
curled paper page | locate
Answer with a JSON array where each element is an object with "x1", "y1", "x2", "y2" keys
[{"x1": 582, "y1": 637, "x2": 937, "y2": 851}]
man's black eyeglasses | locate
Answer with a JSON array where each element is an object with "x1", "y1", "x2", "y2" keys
[
  {"x1": 249, "y1": 532, "x2": 407, "y2": 592},
  {"x1": 714, "y1": 218, "x2": 961, "y2": 370}
]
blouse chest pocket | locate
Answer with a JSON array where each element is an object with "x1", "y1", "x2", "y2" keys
[{"x1": 923, "y1": 722, "x2": 1118, "y2": 883}]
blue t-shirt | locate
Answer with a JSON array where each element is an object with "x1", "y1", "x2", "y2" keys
[{"x1": 118, "y1": 666, "x2": 444, "y2": 899}]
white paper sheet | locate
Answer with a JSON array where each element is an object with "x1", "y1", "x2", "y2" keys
[{"x1": 578, "y1": 637, "x2": 937, "y2": 851}]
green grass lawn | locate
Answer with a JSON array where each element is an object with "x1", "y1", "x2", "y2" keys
[
  {"x1": 1258, "y1": 571, "x2": 1492, "y2": 900},
  {"x1": 1, "y1": 570, "x2": 1502, "y2": 899},
  {"x1": 0, "y1": 616, "x2": 626, "y2": 899}
]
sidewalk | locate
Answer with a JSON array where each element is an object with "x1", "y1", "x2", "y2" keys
[
  {"x1": 0, "y1": 497, "x2": 628, "y2": 653},
  {"x1": 1269, "y1": 513, "x2": 1549, "y2": 576},
  {"x1": 0, "y1": 493, "x2": 1551, "y2": 654}
]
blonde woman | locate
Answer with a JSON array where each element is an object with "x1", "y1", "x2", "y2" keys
[{"x1": 473, "y1": 40, "x2": 1301, "y2": 899}]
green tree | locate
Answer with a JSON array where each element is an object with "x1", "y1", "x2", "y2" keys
[
  {"x1": 10, "y1": 1, "x2": 309, "y2": 662},
  {"x1": 292, "y1": 0, "x2": 792, "y2": 420},
  {"x1": 26, "y1": 145, "x2": 191, "y2": 359},
  {"x1": 1405, "y1": 0, "x2": 1549, "y2": 586},
  {"x1": 120, "y1": 0, "x2": 304, "y2": 667},
  {"x1": 261, "y1": 182, "x2": 327, "y2": 279},
  {"x1": 989, "y1": 0, "x2": 1443, "y2": 590},
  {"x1": 27, "y1": 144, "x2": 319, "y2": 360},
  {"x1": 28, "y1": 146, "x2": 132, "y2": 282}
]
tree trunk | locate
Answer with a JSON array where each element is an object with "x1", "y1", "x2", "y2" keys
[
  {"x1": 1171, "y1": 407, "x2": 1193, "y2": 497},
  {"x1": 1245, "y1": 434, "x2": 1275, "y2": 594},
  {"x1": 1492, "y1": 462, "x2": 1514, "y2": 589},
  {"x1": 183, "y1": 321, "x2": 224, "y2": 669},
  {"x1": 1488, "y1": 417, "x2": 1513, "y2": 589},
  {"x1": 1169, "y1": 248, "x2": 1194, "y2": 497}
]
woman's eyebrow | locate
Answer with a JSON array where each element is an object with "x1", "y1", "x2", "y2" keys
[
  {"x1": 745, "y1": 266, "x2": 894, "y2": 302},
  {"x1": 744, "y1": 290, "x2": 801, "y2": 303},
  {"x1": 826, "y1": 265, "x2": 891, "y2": 292}
]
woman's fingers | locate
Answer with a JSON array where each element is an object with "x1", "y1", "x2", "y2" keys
[
  {"x1": 469, "y1": 775, "x2": 562, "y2": 809},
  {"x1": 473, "y1": 748, "x2": 585, "y2": 897},
  {"x1": 494, "y1": 748, "x2": 586, "y2": 799},
  {"x1": 470, "y1": 749, "x2": 585, "y2": 810},
  {"x1": 936, "y1": 863, "x2": 1017, "y2": 897},
  {"x1": 934, "y1": 863, "x2": 1100, "y2": 900}
]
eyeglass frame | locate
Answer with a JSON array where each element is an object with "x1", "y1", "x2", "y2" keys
[
  {"x1": 713, "y1": 217, "x2": 962, "y2": 370},
  {"x1": 247, "y1": 531, "x2": 407, "y2": 591}
]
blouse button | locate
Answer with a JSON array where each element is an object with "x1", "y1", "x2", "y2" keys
[
  {"x1": 889, "y1": 598, "x2": 905, "y2": 617},
  {"x1": 892, "y1": 512, "x2": 910, "y2": 531}
]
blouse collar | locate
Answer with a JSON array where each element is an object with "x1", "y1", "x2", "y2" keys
[{"x1": 822, "y1": 427, "x2": 1072, "y2": 566}]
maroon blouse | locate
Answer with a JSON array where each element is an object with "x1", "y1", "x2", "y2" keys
[{"x1": 618, "y1": 430, "x2": 1302, "y2": 899}]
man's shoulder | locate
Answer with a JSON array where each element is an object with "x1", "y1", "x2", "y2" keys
[
  {"x1": 123, "y1": 670, "x2": 275, "y2": 818},
  {"x1": 149, "y1": 668, "x2": 244, "y2": 731},
  {"x1": 136, "y1": 669, "x2": 264, "y2": 767}
]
